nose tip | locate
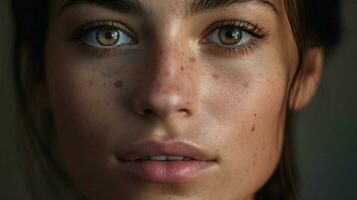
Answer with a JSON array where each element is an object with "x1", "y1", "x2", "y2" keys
[{"x1": 133, "y1": 88, "x2": 196, "y2": 119}]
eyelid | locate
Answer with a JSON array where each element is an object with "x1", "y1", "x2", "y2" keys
[
  {"x1": 71, "y1": 20, "x2": 138, "y2": 43},
  {"x1": 200, "y1": 19, "x2": 268, "y2": 42}
]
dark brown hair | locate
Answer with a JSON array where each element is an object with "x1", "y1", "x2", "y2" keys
[{"x1": 11, "y1": 0, "x2": 341, "y2": 199}]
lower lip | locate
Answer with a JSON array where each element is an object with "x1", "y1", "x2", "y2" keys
[{"x1": 120, "y1": 160, "x2": 215, "y2": 183}]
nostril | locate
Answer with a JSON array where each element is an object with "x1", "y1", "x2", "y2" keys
[{"x1": 178, "y1": 108, "x2": 190, "y2": 116}]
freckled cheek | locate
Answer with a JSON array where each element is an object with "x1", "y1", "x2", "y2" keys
[{"x1": 47, "y1": 70, "x2": 114, "y2": 132}]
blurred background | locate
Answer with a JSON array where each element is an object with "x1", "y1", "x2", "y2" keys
[{"x1": 1, "y1": 0, "x2": 356, "y2": 199}]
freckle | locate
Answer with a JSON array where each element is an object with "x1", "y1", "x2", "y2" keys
[
  {"x1": 253, "y1": 152, "x2": 257, "y2": 158},
  {"x1": 181, "y1": 66, "x2": 184, "y2": 71},
  {"x1": 114, "y1": 80, "x2": 123, "y2": 88},
  {"x1": 88, "y1": 81, "x2": 93, "y2": 86},
  {"x1": 189, "y1": 57, "x2": 196, "y2": 63},
  {"x1": 252, "y1": 160, "x2": 257, "y2": 167},
  {"x1": 159, "y1": 50, "x2": 164, "y2": 55},
  {"x1": 242, "y1": 81, "x2": 250, "y2": 88},
  {"x1": 251, "y1": 125, "x2": 256, "y2": 132},
  {"x1": 186, "y1": 101, "x2": 190, "y2": 105},
  {"x1": 254, "y1": 113, "x2": 257, "y2": 117},
  {"x1": 212, "y1": 73, "x2": 220, "y2": 80}
]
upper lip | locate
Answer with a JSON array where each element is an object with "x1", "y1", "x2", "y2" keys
[{"x1": 117, "y1": 140, "x2": 216, "y2": 161}]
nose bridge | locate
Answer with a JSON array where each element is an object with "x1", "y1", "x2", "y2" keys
[{"x1": 133, "y1": 43, "x2": 199, "y2": 119}]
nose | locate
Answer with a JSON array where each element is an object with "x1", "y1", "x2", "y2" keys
[{"x1": 132, "y1": 47, "x2": 199, "y2": 120}]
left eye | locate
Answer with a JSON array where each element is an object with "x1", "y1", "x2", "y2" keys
[
  {"x1": 83, "y1": 26, "x2": 135, "y2": 48},
  {"x1": 205, "y1": 26, "x2": 252, "y2": 47}
]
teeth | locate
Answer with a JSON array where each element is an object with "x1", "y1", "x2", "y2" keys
[
  {"x1": 136, "y1": 155, "x2": 193, "y2": 161},
  {"x1": 150, "y1": 156, "x2": 167, "y2": 161},
  {"x1": 167, "y1": 156, "x2": 184, "y2": 161}
]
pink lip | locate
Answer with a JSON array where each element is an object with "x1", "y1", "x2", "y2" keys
[{"x1": 117, "y1": 140, "x2": 217, "y2": 183}]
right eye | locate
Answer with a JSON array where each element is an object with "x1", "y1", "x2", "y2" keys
[{"x1": 82, "y1": 25, "x2": 136, "y2": 48}]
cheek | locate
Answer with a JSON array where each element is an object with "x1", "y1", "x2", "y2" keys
[{"x1": 203, "y1": 60, "x2": 289, "y2": 195}]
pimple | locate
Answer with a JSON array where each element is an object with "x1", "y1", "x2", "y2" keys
[{"x1": 114, "y1": 80, "x2": 123, "y2": 89}]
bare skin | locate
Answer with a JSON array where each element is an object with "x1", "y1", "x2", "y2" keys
[{"x1": 43, "y1": 0, "x2": 323, "y2": 199}]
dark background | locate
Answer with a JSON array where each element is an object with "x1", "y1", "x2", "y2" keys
[{"x1": 1, "y1": 0, "x2": 356, "y2": 199}]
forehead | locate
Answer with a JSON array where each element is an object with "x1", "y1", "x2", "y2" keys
[{"x1": 56, "y1": 0, "x2": 281, "y2": 17}]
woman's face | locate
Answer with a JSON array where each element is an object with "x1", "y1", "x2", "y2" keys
[{"x1": 44, "y1": 0, "x2": 301, "y2": 199}]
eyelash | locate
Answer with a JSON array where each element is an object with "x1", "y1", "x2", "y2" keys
[{"x1": 70, "y1": 19, "x2": 269, "y2": 57}]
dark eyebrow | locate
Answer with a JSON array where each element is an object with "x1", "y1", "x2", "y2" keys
[
  {"x1": 60, "y1": 0, "x2": 144, "y2": 15},
  {"x1": 190, "y1": 0, "x2": 279, "y2": 16}
]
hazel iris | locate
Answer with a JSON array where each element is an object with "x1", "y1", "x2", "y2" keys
[
  {"x1": 96, "y1": 28, "x2": 120, "y2": 46},
  {"x1": 219, "y1": 27, "x2": 242, "y2": 45}
]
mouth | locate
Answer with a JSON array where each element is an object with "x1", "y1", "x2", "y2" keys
[
  {"x1": 132, "y1": 155, "x2": 195, "y2": 161},
  {"x1": 116, "y1": 140, "x2": 217, "y2": 183}
]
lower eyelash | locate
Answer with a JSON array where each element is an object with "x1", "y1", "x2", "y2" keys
[
  {"x1": 214, "y1": 40, "x2": 260, "y2": 56},
  {"x1": 76, "y1": 41, "x2": 118, "y2": 58}
]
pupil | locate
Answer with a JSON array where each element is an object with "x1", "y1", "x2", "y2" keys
[
  {"x1": 226, "y1": 30, "x2": 239, "y2": 39},
  {"x1": 219, "y1": 27, "x2": 242, "y2": 45},
  {"x1": 105, "y1": 31, "x2": 118, "y2": 40},
  {"x1": 97, "y1": 29, "x2": 119, "y2": 46}
]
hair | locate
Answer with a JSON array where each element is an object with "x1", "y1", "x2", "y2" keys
[{"x1": 11, "y1": 0, "x2": 341, "y2": 199}]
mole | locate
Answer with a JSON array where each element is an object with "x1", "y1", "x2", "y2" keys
[{"x1": 114, "y1": 80, "x2": 123, "y2": 89}]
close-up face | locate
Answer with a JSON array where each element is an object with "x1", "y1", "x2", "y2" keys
[{"x1": 43, "y1": 0, "x2": 315, "y2": 199}]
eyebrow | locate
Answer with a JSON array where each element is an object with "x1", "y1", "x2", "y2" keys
[
  {"x1": 190, "y1": 0, "x2": 279, "y2": 16},
  {"x1": 60, "y1": 0, "x2": 145, "y2": 15},
  {"x1": 60, "y1": 0, "x2": 279, "y2": 16}
]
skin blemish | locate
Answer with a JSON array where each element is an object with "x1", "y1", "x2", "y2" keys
[
  {"x1": 242, "y1": 80, "x2": 250, "y2": 88},
  {"x1": 189, "y1": 57, "x2": 196, "y2": 63},
  {"x1": 251, "y1": 125, "x2": 256, "y2": 132},
  {"x1": 252, "y1": 160, "x2": 257, "y2": 168},
  {"x1": 88, "y1": 81, "x2": 93, "y2": 86},
  {"x1": 212, "y1": 73, "x2": 220, "y2": 80},
  {"x1": 181, "y1": 66, "x2": 184, "y2": 71},
  {"x1": 254, "y1": 113, "x2": 257, "y2": 117},
  {"x1": 159, "y1": 50, "x2": 164, "y2": 55},
  {"x1": 114, "y1": 80, "x2": 123, "y2": 89}
]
